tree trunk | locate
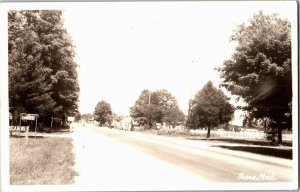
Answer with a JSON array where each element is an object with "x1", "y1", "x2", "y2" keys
[{"x1": 207, "y1": 126, "x2": 211, "y2": 138}]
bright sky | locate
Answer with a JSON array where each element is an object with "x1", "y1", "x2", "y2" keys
[{"x1": 62, "y1": 1, "x2": 296, "y2": 125}]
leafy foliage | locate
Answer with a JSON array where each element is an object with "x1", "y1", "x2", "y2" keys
[
  {"x1": 130, "y1": 89, "x2": 184, "y2": 127},
  {"x1": 186, "y1": 81, "x2": 234, "y2": 138},
  {"x1": 94, "y1": 101, "x2": 113, "y2": 126},
  {"x1": 74, "y1": 112, "x2": 81, "y2": 122},
  {"x1": 81, "y1": 113, "x2": 93, "y2": 122},
  {"x1": 8, "y1": 10, "x2": 79, "y2": 126},
  {"x1": 218, "y1": 11, "x2": 292, "y2": 143}
]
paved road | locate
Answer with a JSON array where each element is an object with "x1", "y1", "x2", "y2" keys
[{"x1": 72, "y1": 123, "x2": 294, "y2": 191}]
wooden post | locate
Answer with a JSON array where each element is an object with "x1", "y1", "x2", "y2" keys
[
  {"x1": 148, "y1": 91, "x2": 151, "y2": 129},
  {"x1": 51, "y1": 116, "x2": 53, "y2": 128},
  {"x1": 25, "y1": 126, "x2": 29, "y2": 145},
  {"x1": 35, "y1": 115, "x2": 38, "y2": 139},
  {"x1": 19, "y1": 113, "x2": 22, "y2": 138}
]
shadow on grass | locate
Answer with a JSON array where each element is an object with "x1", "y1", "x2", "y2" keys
[
  {"x1": 10, "y1": 135, "x2": 44, "y2": 139},
  {"x1": 212, "y1": 145, "x2": 292, "y2": 159},
  {"x1": 186, "y1": 137, "x2": 292, "y2": 147},
  {"x1": 48, "y1": 128, "x2": 70, "y2": 133}
]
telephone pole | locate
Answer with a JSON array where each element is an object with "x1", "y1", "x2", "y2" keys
[{"x1": 148, "y1": 90, "x2": 151, "y2": 128}]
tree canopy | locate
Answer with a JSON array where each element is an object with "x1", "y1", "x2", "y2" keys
[
  {"x1": 74, "y1": 112, "x2": 81, "y2": 122},
  {"x1": 94, "y1": 100, "x2": 113, "y2": 126},
  {"x1": 186, "y1": 81, "x2": 234, "y2": 138},
  {"x1": 130, "y1": 89, "x2": 184, "y2": 128},
  {"x1": 218, "y1": 11, "x2": 292, "y2": 143},
  {"x1": 8, "y1": 10, "x2": 79, "y2": 126},
  {"x1": 81, "y1": 113, "x2": 93, "y2": 122}
]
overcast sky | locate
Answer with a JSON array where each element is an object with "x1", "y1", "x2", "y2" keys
[{"x1": 62, "y1": 1, "x2": 296, "y2": 125}]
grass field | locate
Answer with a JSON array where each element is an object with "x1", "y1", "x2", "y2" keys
[{"x1": 10, "y1": 137, "x2": 77, "y2": 185}]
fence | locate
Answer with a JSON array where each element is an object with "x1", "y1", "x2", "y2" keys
[{"x1": 189, "y1": 129, "x2": 292, "y2": 141}]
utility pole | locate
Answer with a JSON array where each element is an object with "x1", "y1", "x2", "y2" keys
[{"x1": 148, "y1": 90, "x2": 151, "y2": 128}]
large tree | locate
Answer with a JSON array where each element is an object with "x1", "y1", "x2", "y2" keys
[
  {"x1": 186, "y1": 81, "x2": 234, "y2": 138},
  {"x1": 8, "y1": 10, "x2": 79, "y2": 126},
  {"x1": 218, "y1": 11, "x2": 292, "y2": 144},
  {"x1": 130, "y1": 89, "x2": 184, "y2": 128},
  {"x1": 94, "y1": 101, "x2": 113, "y2": 126}
]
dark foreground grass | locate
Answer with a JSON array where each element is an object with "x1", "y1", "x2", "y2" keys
[
  {"x1": 213, "y1": 145, "x2": 292, "y2": 159},
  {"x1": 10, "y1": 137, "x2": 77, "y2": 185},
  {"x1": 187, "y1": 137, "x2": 292, "y2": 147}
]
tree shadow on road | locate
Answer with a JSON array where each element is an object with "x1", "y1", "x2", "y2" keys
[
  {"x1": 186, "y1": 137, "x2": 292, "y2": 147},
  {"x1": 211, "y1": 145, "x2": 292, "y2": 159}
]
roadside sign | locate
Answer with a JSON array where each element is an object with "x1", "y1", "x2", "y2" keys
[
  {"x1": 68, "y1": 116, "x2": 75, "y2": 122},
  {"x1": 22, "y1": 115, "x2": 35, "y2": 121},
  {"x1": 21, "y1": 114, "x2": 37, "y2": 121},
  {"x1": 19, "y1": 113, "x2": 38, "y2": 140}
]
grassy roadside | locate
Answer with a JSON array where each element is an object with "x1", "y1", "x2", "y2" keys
[
  {"x1": 10, "y1": 137, "x2": 77, "y2": 185},
  {"x1": 141, "y1": 128, "x2": 292, "y2": 159},
  {"x1": 145, "y1": 128, "x2": 292, "y2": 146}
]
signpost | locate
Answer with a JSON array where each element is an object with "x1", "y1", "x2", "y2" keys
[
  {"x1": 9, "y1": 113, "x2": 12, "y2": 131},
  {"x1": 68, "y1": 116, "x2": 75, "y2": 132},
  {"x1": 20, "y1": 113, "x2": 38, "y2": 143},
  {"x1": 25, "y1": 126, "x2": 29, "y2": 145}
]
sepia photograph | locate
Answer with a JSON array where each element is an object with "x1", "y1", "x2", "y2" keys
[{"x1": 0, "y1": 1, "x2": 298, "y2": 191}]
